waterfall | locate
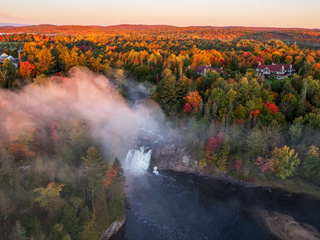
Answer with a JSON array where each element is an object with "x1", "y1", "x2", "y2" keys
[{"x1": 124, "y1": 147, "x2": 152, "y2": 174}]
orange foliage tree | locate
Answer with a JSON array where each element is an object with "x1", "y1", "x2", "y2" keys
[
  {"x1": 19, "y1": 61, "x2": 36, "y2": 78},
  {"x1": 8, "y1": 142, "x2": 35, "y2": 159},
  {"x1": 183, "y1": 91, "x2": 202, "y2": 113}
]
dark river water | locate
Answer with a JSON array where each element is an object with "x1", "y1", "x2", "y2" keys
[{"x1": 111, "y1": 170, "x2": 320, "y2": 240}]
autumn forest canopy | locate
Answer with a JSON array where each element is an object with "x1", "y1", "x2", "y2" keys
[{"x1": 1, "y1": 24, "x2": 320, "y2": 239}]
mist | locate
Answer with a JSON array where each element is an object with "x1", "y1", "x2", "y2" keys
[{"x1": 0, "y1": 67, "x2": 166, "y2": 166}]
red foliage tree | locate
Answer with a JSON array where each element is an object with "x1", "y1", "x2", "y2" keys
[
  {"x1": 264, "y1": 101, "x2": 279, "y2": 114},
  {"x1": 251, "y1": 109, "x2": 260, "y2": 118},
  {"x1": 206, "y1": 132, "x2": 224, "y2": 153},
  {"x1": 104, "y1": 168, "x2": 117, "y2": 190},
  {"x1": 19, "y1": 61, "x2": 36, "y2": 78},
  {"x1": 183, "y1": 103, "x2": 193, "y2": 113},
  {"x1": 256, "y1": 157, "x2": 275, "y2": 174},
  {"x1": 243, "y1": 52, "x2": 251, "y2": 58}
]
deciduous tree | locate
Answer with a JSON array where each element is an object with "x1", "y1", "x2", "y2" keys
[{"x1": 271, "y1": 146, "x2": 300, "y2": 180}]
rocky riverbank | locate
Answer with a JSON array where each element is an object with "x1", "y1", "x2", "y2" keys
[
  {"x1": 150, "y1": 143, "x2": 320, "y2": 198},
  {"x1": 150, "y1": 143, "x2": 255, "y2": 187},
  {"x1": 100, "y1": 218, "x2": 126, "y2": 240}
]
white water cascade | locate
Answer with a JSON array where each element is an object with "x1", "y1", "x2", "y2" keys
[{"x1": 124, "y1": 147, "x2": 152, "y2": 174}]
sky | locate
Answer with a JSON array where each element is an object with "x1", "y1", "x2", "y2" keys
[{"x1": 1, "y1": 0, "x2": 320, "y2": 28}]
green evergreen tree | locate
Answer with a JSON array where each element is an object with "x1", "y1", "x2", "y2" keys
[
  {"x1": 245, "y1": 129, "x2": 267, "y2": 159},
  {"x1": 69, "y1": 120, "x2": 92, "y2": 165},
  {"x1": 80, "y1": 220, "x2": 100, "y2": 240},
  {"x1": 61, "y1": 204, "x2": 80, "y2": 239},
  {"x1": 48, "y1": 223, "x2": 71, "y2": 240},
  {"x1": 27, "y1": 217, "x2": 44, "y2": 240},
  {"x1": 107, "y1": 158, "x2": 126, "y2": 222},
  {"x1": 93, "y1": 192, "x2": 110, "y2": 232},
  {"x1": 78, "y1": 207, "x2": 92, "y2": 230},
  {"x1": 159, "y1": 74, "x2": 178, "y2": 111},
  {"x1": 11, "y1": 221, "x2": 28, "y2": 240},
  {"x1": 82, "y1": 147, "x2": 107, "y2": 191},
  {"x1": 303, "y1": 146, "x2": 320, "y2": 182}
]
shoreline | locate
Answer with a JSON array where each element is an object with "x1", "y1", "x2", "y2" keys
[
  {"x1": 150, "y1": 144, "x2": 320, "y2": 200},
  {"x1": 153, "y1": 168, "x2": 320, "y2": 201}
]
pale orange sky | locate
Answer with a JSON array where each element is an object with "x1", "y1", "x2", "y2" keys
[{"x1": 1, "y1": 0, "x2": 320, "y2": 28}]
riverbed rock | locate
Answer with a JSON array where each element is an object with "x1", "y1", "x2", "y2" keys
[
  {"x1": 252, "y1": 209, "x2": 320, "y2": 240},
  {"x1": 151, "y1": 144, "x2": 202, "y2": 174},
  {"x1": 100, "y1": 217, "x2": 126, "y2": 240}
]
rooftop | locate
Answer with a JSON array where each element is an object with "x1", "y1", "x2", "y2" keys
[{"x1": 256, "y1": 64, "x2": 293, "y2": 72}]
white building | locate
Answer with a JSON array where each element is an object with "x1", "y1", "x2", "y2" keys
[
  {"x1": 0, "y1": 53, "x2": 19, "y2": 68},
  {"x1": 256, "y1": 63, "x2": 295, "y2": 80}
]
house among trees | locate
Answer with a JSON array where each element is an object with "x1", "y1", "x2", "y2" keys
[
  {"x1": 0, "y1": 53, "x2": 19, "y2": 68},
  {"x1": 256, "y1": 63, "x2": 295, "y2": 79},
  {"x1": 194, "y1": 66, "x2": 227, "y2": 76}
]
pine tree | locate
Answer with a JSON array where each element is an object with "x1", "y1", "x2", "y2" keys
[
  {"x1": 11, "y1": 221, "x2": 28, "y2": 240},
  {"x1": 61, "y1": 204, "x2": 80, "y2": 239},
  {"x1": 93, "y1": 192, "x2": 110, "y2": 232},
  {"x1": 106, "y1": 158, "x2": 126, "y2": 222},
  {"x1": 245, "y1": 129, "x2": 267, "y2": 159},
  {"x1": 303, "y1": 146, "x2": 320, "y2": 181},
  {"x1": 82, "y1": 147, "x2": 107, "y2": 191},
  {"x1": 28, "y1": 217, "x2": 44, "y2": 239},
  {"x1": 69, "y1": 120, "x2": 92, "y2": 165},
  {"x1": 160, "y1": 74, "x2": 178, "y2": 111}
]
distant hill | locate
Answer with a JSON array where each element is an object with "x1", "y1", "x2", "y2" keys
[
  {"x1": 0, "y1": 24, "x2": 319, "y2": 46},
  {"x1": 0, "y1": 22, "x2": 31, "y2": 27},
  {"x1": 0, "y1": 23, "x2": 318, "y2": 32}
]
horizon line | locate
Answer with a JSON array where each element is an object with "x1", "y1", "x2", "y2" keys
[{"x1": 0, "y1": 23, "x2": 319, "y2": 31}]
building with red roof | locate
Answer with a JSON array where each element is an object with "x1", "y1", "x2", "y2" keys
[{"x1": 256, "y1": 63, "x2": 295, "y2": 80}]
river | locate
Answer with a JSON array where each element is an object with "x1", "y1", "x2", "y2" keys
[{"x1": 111, "y1": 148, "x2": 320, "y2": 240}]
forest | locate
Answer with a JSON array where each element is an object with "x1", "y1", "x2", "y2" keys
[{"x1": 1, "y1": 25, "x2": 320, "y2": 239}]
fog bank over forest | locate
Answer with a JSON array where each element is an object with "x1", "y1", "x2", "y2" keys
[{"x1": 0, "y1": 67, "x2": 164, "y2": 161}]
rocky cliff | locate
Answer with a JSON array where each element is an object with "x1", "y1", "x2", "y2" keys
[{"x1": 151, "y1": 144, "x2": 203, "y2": 174}]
